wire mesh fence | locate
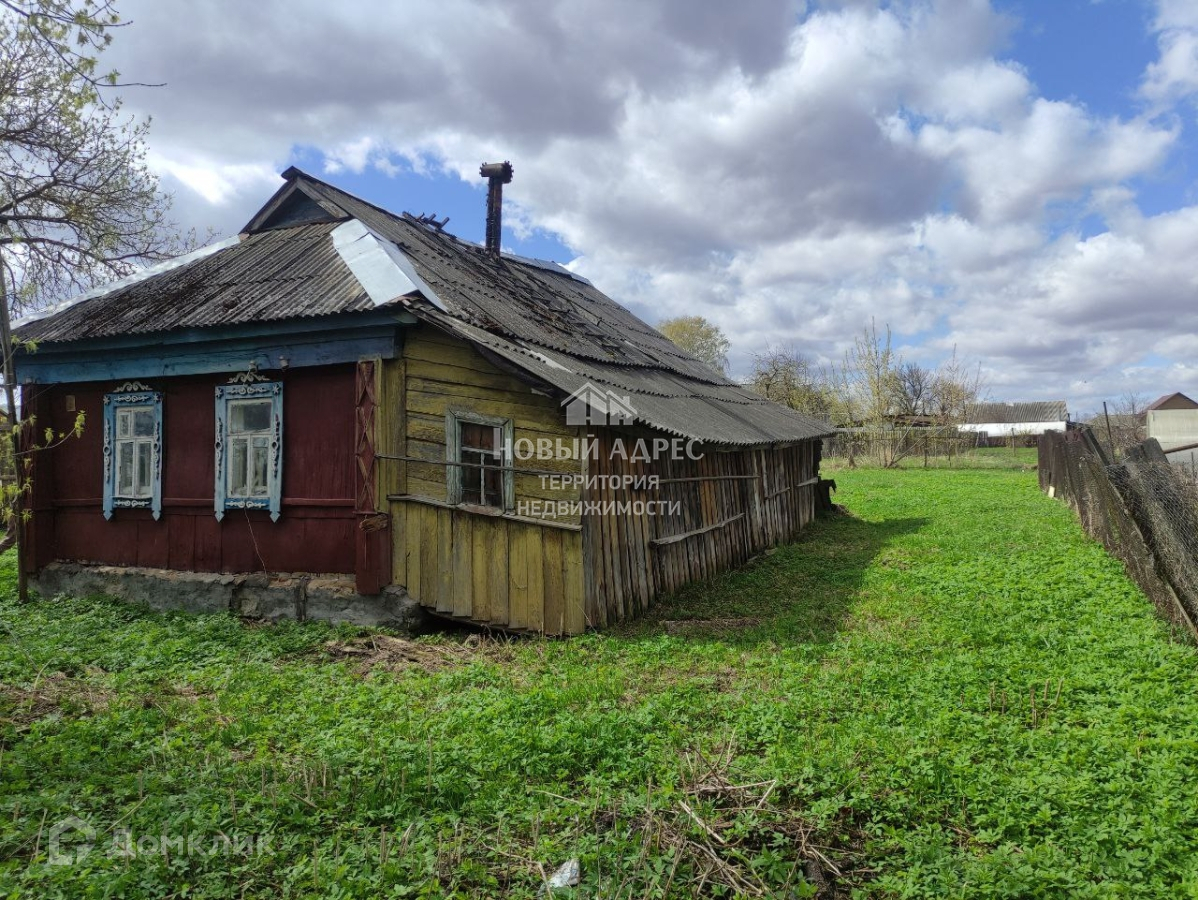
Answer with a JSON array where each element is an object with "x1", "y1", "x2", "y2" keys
[
  {"x1": 1039, "y1": 426, "x2": 1198, "y2": 635},
  {"x1": 823, "y1": 427, "x2": 1012, "y2": 468}
]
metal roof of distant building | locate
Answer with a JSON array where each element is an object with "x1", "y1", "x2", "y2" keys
[
  {"x1": 1147, "y1": 392, "x2": 1198, "y2": 411},
  {"x1": 964, "y1": 400, "x2": 1068, "y2": 424}
]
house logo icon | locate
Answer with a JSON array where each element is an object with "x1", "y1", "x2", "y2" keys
[
  {"x1": 48, "y1": 815, "x2": 95, "y2": 866},
  {"x1": 563, "y1": 382, "x2": 636, "y2": 427}
]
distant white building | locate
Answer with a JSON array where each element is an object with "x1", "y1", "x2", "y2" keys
[
  {"x1": 960, "y1": 400, "x2": 1069, "y2": 444},
  {"x1": 1146, "y1": 392, "x2": 1198, "y2": 455}
]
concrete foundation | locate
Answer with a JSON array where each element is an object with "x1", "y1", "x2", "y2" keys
[{"x1": 32, "y1": 563, "x2": 426, "y2": 632}]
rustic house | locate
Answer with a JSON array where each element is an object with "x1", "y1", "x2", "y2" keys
[
  {"x1": 961, "y1": 400, "x2": 1069, "y2": 446},
  {"x1": 13, "y1": 165, "x2": 832, "y2": 634}
]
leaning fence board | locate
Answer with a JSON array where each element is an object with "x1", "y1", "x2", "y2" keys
[
  {"x1": 1039, "y1": 427, "x2": 1198, "y2": 637},
  {"x1": 564, "y1": 531, "x2": 586, "y2": 633},
  {"x1": 471, "y1": 515, "x2": 493, "y2": 623},
  {"x1": 404, "y1": 502, "x2": 421, "y2": 602},
  {"x1": 487, "y1": 519, "x2": 511, "y2": 626},
  {"x1": 418, "y1": 506, "x2": 439, "y2": 608}
]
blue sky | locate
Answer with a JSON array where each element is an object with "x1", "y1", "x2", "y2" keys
[
  {"x1": 1004, "y1": 0, "x2": 1194, "y2": 220},
  {"x1": 107, "y1": 0, "x2": 1198, "y2": 413},
  {"x1": 1003, "y1": 0, "x2": 1157, "y2": 115}
]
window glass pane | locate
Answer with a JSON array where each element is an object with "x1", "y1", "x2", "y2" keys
[
  {"x1": 251, "y1": 438, "x2": 269, "y2": 495},
  {"x1": 117, "y1": 409, "x2": 131, "y2": 438},
  {"x1": 230, "y1": 438, "x2": 248, "y2": 496},
  {"x1": 136, "y1": 441, "x2": 151, "y2": 496},
  {"x1": 459, "y1": 444, "x2": 503, "y2": 508},
  {"x1": 461, "y1": 422, "x2": 500, "y2": 451},
  {"x1": 118, "y1": 442, "x2": 134, "y2": 494},
  {"x1": 460, "y1": 423, "x2": 482, "y2": 449},
  {"x1": 132, "y1": 409, "x2": 155, "y2": 437},
  {"x1": 230, "y1": 400, "x2": 272, "y2": 434},
  {"x1": 483, "y1": 463, "x2": 502, "y2": 507},
  {"x1": 461, "y1": 454, "x2": 481, "y2": 505}
]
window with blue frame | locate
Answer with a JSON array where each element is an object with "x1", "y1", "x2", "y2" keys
[
  {"x1": 102, "y1": 382, "x2": 163, "y2": 520},
  {"x1": 214, "y1": 378, "x2": 283, "y2": 521}
]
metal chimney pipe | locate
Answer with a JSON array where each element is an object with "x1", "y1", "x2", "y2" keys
[{"x1": 479, "y1": 161, "x2": 513, "y2": 257}]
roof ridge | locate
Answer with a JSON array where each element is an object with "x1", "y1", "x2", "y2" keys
[{"x1": 283, "y1": 167, "x2": 414, "y2": 231}]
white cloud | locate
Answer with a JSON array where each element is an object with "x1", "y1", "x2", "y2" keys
[
  {"x1": 95, "y1": 0, "x2": 1198, "y2": 410},
  {"x1": 323, "y1": 137, "x2": 378, "y2": 175},
  {"x1": 918, "y1": 101, "x2": 1174, "y2": 224},
  {"x1": 147, "y1": 154, "x2": 278, "y2": 207},
  {"x1": 1142, "y1": 0, "x2": 1198, "y2": 105}
]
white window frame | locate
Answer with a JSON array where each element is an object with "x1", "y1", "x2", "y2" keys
[
  {"x1": 102, "y1": 384, "x2": 163, "y2": 520},
  {"x1": 214, "y1": 380, "x2": 283, "y2": 521}
]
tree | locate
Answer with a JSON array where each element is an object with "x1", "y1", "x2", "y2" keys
[
  {"x1": 1, "y1": 2, "x2": 125, "y2": 89},
  {"x1": 1103, "y1": 391, "x2": 1148, "y2": 457},
  {"x1": 0, "y1": 1, "x2": 180, "y2": 599},
  {"x1": 824, "y1": 321, "x2": 911, "y2": 467},
  {"x1": 747, "y1": 346, "x2": 833, "y2": 419},
  {"x1": 928, "y1": 349, "x2": 986, "y2": 425},
  {"x1": 830, "y1": 321, "x2": 900, "y2": 423},
  {"x1": 658, "y1": 315, "x2": 730, "y2": 375},
  {"x1": 894, "y1": 361, "x2": 933, "y2": 418}
]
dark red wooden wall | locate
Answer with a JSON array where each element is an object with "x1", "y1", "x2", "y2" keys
[{"x1": 24, "y1": 364, "x2": 358, "y2": 576}]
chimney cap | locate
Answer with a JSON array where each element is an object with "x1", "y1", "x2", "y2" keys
[{"x1": 479, "y1": 161, "x2": 513, "y2": 183}]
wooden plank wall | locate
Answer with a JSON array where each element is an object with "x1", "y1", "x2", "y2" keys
[
  {"x1": 25, "y1": 366, "x2": 360, "y2": 576},
  {"x1": 581, "y1": 432, "x2": 819, "y2": 627},
  {"x1": 398, "y1": 327, "x2": 583, "y2": 519},
  {"x1": 381, "y1": 325, "x2": 821, "y2": 635},
  {"x1": 391, "y1": 500, "x2": 586, "y2": 635},
  {"x1": 385, "y1": 325, "x2": 587, "y2": 634}
]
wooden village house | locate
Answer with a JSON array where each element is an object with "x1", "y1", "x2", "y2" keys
[{"x1": 13, "y1": 166, "x2": 832, "y2": 635}]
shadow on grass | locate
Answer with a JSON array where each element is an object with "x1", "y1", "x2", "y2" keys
[{"x1": 622, "y1": 511, "x2": 929, "y2": 647}]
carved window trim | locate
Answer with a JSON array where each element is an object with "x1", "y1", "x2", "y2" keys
[
  {"x1": 102, "y1": 384, "x2": 164, "y2": 521},
  {"x1": 214, "y1": 381, "x2": 283, "y2": 522}
]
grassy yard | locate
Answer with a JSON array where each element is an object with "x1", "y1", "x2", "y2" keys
[
  {"x1": 3, "y1": 467, "x2": 1198, "y2": 898},
  {"x1": 824, "y1": 446, "x2": 1040, "y2": 472}
]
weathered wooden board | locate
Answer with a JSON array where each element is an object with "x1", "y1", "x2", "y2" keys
[{"x1": 579, "y1": 432, "x2": 821, "y2": 627}]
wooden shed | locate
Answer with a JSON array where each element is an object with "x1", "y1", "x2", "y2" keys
[{"x1": 14, "y1": 167, "x2": 831, "y2": 634}]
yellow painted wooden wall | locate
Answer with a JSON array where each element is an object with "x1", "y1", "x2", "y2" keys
[
  {"x1": 396, "y1": 503, "x2": 586, "y2": 634},
  {"x1": 379, "y1": 324, "x2": 824, "y2": 637},
  {"x1": 383, "y1": 325, "x2": 588, "y2": 634}
]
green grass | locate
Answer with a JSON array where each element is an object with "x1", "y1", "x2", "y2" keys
[
  {"x1": 3, "y1": 468, "x2": 1198, "y2": 897},
  {"x1": 825, "y1": 446, "x2": 1039, "y2": 472}
]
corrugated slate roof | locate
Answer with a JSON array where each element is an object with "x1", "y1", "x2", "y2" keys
[
  {"x1": 425, "y1": 313, "x2": 830, "y2": 444},
  {"x1": 17, "y1": 223, "x2": 373, "y2": 342},
  {"x1": 16, "y1": 169, "x2": 832, "y2": 446},
  {"x1": 965, "y1": 400, "x2": 1068, "y2": 424},
  {"x1": 293, "y1": 176, "x2": 728, "y2": 385}
]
